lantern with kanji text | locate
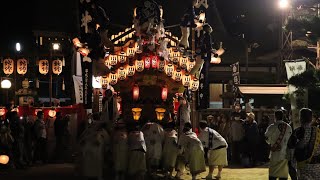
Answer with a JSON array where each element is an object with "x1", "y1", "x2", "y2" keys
[
  {"x1": 151, "y1": 56, "x2": 158, "y2": 69},
  {"x1": 173, "y1": 68, "x2": 182, "y2": 82},
  {"x1": 144, "y1": 56, "x2": 151, "y2": 69},
  {"x1": 179, "y1": 56, "x2": 188, "y2": 69},
  {"x1": 165, "y1": 63, "x2": 174, "y2": 77},
  {"x1": 109, "y1": 54, "x2": 118, "y2": 66},
  {"x1": 182, "y1": 73, "x2": 191, "y2": 87},
  {"x1": 135, "y1": 59, "x2": 144, "y2": 72},
  {"x1": 108, "y1": 71, "x2": 118, "y2": 85},
  {"x1": 3, "y1": 59, "x2": 14, "y2": 75},
  {"x1": 161, "y1": 86, "x2": 168, "y2": 101},
  {"x1": 52, "y1": 59, "x2": 63, "y2": 75},
  {"x1": 100, "y1": 76, "x2": 109, "y2": 88},
  {"x1": 39, "y1": 60, "x2": 49, "y2": 75},
  {"x1": 127, "y1": 64, "x2": 135, "y2": 76},
  {"x1": 118, "y1": 51, "x2": 126, "y2": 63},
  {"x1": 189, "y1": 77, "x2": 200, "y2": 91},
  {"x1": 171, "y1": 50, "x2": 180, "y2": 64},
  {"x1": 118, "y1": 67, "x2": 127, "y2": 80},
  {"x1": 17, "y1": 59, "x2": 28, "y2": 75},
  {"x1": 187, "y1": 59, "x2": 196, "y2": 72}
]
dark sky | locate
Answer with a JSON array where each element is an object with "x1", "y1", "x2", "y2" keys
[{"x1": 0, "y1": 0, "x2": 281, "y2": 56}]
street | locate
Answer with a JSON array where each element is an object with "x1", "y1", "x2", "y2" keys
[{"x1": 0, "y1": 163, "x2": 277, "y2": 180}]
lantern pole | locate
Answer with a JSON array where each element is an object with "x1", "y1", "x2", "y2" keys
[{"x1": 49, "y1": 49, "x2": 53, "y2": 107}]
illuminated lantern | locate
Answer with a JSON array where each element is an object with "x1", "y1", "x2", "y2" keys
[
  {"x1": 104, "y1": 57, "x2": 110, "y2": 67},
  {"x1": 158, "y1": 58, "x2": 165, "y2": 72},
  {"x1": 172, "y1": 50, "x2": 180, "y2": 64},
  {"x1": 155, "y1": 108, "x2": 166, "y2": 121},
  {"x1": 72, "y1": 38, "x2": 82, "y2": 47},
  {"x1": 39, "y1": 60, "x2": 49, "y2": 75},
  {"x1": 173, "y1": 68, "x2": 182, "y2": 82},
  {"x1": 187, "y1": 59, "x2": 196, "y2": 72},
  {"x1": 118, "y1": 51, "x2": 127, "y2": 63},
  {"x1": 0, "y1": 155, "x2": 9, "y2": 165},
  {"x1": 132, "y1": 107, "x2": 142, "y2": 121},
  {"x1": 133, "y1": 84, "x2": 139, "y2": 100},
  {"x1": 189, "y1": 77, "x2": 200, "y2": 91},
  {"x1": 100, "y1": 76, "x2": 109, "y2": 88},
  {"x1": 135, "y1": 59, "x2": 144, "y2": 72},
  {"x1": 167, "y1": 47, "x2": 174, "y2": 57},
  {"x1": 165, "y1": 63, "x2": 174, "y2": 77},
  {"x1": 126, "y1": 46, "x2": 136, "y2": 56},
  {"x1": 210, "y1": 54, "x2": 221, "y2": 64},
  {"x1": 161, "y1": 86, "x2": 168, "y2": 101},
  {"x1": 48, "y1": 109, "x2": 57, "y2": 118},
  {"x1": 151, "y1": 56, "x2": 158, "y2": 69},
  {"x1": 109, "y1": 54, "x2": 118, "y2": 66},
  {"x1": 144, "y1": 57, "x2": 151, "y2": 69},
  {"x1": 182, "y1": 73, "x2": 191, "y2": 87},
  {"x1": 179, "y1": 56, "x2": 188, "y2": 69},
  {"x1": 52, "y1": 59, "x2": 63, "y2": 75},
  {"x1": 118, "y1": 67, "x2": 127, "y2": 80},
  {"x1": 17, "y1": 59, "x2": 28, "y2": 75},
  {"x1": 3, "y1": 59, "x2": 14, "y2": 75},
  {"x1": 34, "y1": 109, "x2": 42, "y2": 116},
  {"x1": 108, "y1": 71, "x2": 118, "y2": 85},
  {"x1": 127, "y1": 64, "x2": 135, "y2": 77},
  {"x1": 0, "y1": 108, "x2": 5, "y2": 116}
]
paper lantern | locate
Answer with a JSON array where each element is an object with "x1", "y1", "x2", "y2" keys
[
  {"x1": 179, "y1": 56, "x2": 188, "y2": 69},
  {"x1": 108, "y1": 71, "x2": 118, "y2": 85},
  {"x1": 52, "y1": 59, "x2": 63, "y2": 75},
  {"x1": 187, "y1": 59, "x2": 196, "y2": 72},
  {"x1": 126, "y1": 46, "x2": 136, "y2": 56},
  {"x1": 210, "y1": 54, "x2": 221, "y2": 64},
  {"x1": 144, "y1": 57, "x2": 151, "y2": 69},
  {"x1": 173, "y1": 68, "x2": 182, "y2": 82},
  {"x1": 118, "y1": 67, "x2": 127, "y2": 80},
  {"x1": 100, "y1": 76, "x2": 109, "y2": 88},
  {"x1": 151, "y1": 56, "x2": 158, "y2": 69},
  {"x1": 0, "y1": 108, "x2": 5, "y2": 116},
  {"x1": 109, "y1": 54, "x2": 118, "y2": 66},
  {"x1": 133, "y1": 84, "x2": 139, "y2": 100},
  {"x1": 132, "y1": 107, "x2": 142, "y2": 121},
  {"x1": 158, "y1": 58, "x2": 166, "y2": 72},
  {"x1": 127, "y1": 64, "x2": 136, "y2": 76},
  {"x1": 161, "y1": 86, "x2": 168, "y2": 101},
  {"x1": 172, "y1": 50, "x2": 180, "y2": 64},
  {"x1": 104, "y1": 57, "x2": 110, "y2": 67},
  {"x1": 135, "y1": 59, "x2": 144, "y2": 72},
  {"x1": 48, "y1": 109, "x2": 56, "y2": 118},
  {"x1": 182, "y1": 73, "x2": 191, "y2": 87},
  {"x1": 155, "y1": 108, "x2": 166, "y2": 121},
  {"x1": 165, "y1": 63, "x2": 174, "y2": 77},
  {"x1": 118, "y1": 51, "x2": 127, "y2": 63},
  {"x1": 3, "y1": 59, "x2": 14, "y2": 75},
  {"x1": 39, "y1": 60, "x2": 49, "y2": 75},
  {"x1": 17, "y1": 59, "x2": 28, "y2": 75},
  {"x1": 190, "y1": 77, "x2": 200, "y2": 91},
  {"x1": 1, "y1": 79, "x2": 11, "y2": 89},
  {"x1": 92, "y1": 76, "x2": 102, "y2": 88},
  {"x1": 167, "y1": 47, "x2": 174, "y2": 57},
  {"x1": 0, "y1": 155, "x2": 9, "y2": 165}
]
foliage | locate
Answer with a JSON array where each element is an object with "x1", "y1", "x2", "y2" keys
[{"x1": 288, "y1": 69, "x2": 319, "y2": 88}]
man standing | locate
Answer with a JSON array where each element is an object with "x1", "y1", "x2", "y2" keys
[
  {"x1": 243, "y1": 112, "x2": 259, "y2": 167},
  {"x1": 229, "y1": 112, "x2": 244, "y2": 165},
  {"x1": 198, "y1": 120, "x2": 228, "y2": 180},
  {"x1": 265, "y1": 110, "x2": 292, "y2": 180},
  {"x1": 177, "y1": 96, "x2": 191, "y2": 136},
  {"x1": 33, "y1": 111, "x2": 48, "y2": 164}
]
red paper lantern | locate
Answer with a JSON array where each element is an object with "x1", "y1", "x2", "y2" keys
[
  {"x1": 151, "y1": 56, "x2": 158, "y2": 69},
  {"x1": 144, "y1": 56, "x2": 151, "y2": 69},
  {"x1": 161, "y1": 86, "x2": 168, "y2": 101},
  {"x1": 133, "y1": 84, "x2": 139, "y2": 100}
]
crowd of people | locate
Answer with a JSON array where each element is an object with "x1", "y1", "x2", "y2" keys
[{"x1": 0, "y1": 107, "x2": 71, "y2": 170}]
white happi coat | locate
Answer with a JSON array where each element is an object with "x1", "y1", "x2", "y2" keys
[
  {"x1": 112, "y1": 129, "x2": 128, "y2": 172},
  {"x1": 162, "y1": 128, "x2": 179, "y2": 168},
  {"x1": 78, "y1": 126, "x2": 110, "y2": 178},
  {"x1": 142, "y1": 122, "x2": 164, "y2": 161},
  {"x1": 198, "y1": 127, "x2": 228, "y2": 150},
  {"x1": 265, "y1": 120, "x2": 292, "y2": 162}
]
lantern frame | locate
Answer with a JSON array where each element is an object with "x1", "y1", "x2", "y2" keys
[
  {"x1": 155, "y1": 108, "x2": 166, "y2": 121},
  {"x1": 132, "y1": 107, "x2": 142, "y2": 121}
]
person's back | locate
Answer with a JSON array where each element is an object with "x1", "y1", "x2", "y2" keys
[{"x1": 230, "y1": 119, "x2": 244, "y2": 142}]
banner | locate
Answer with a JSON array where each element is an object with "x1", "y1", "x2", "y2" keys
[
  {"x1": 231, "y1": 62, "x2": 240, "y2": 85},
  {"x1": 73, "y1": 75, "x2": 83, "y2": 104},
  {"x1": 81, "y1": 56, "x2": 93, "y2": 109},
  {"x1": 197, "y1": 57, "x2": 210, "y2": 110},
  {"x1": 285, "y1": 60, "x2": 307, "y2": 129}
]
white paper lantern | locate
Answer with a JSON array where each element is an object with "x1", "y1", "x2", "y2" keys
[
  {"x1": 179, "y1": 56, "x2": 188, "y2": 69},
  {"x1": 173, "y1": 68, "x2": 182, "y2": 82},
  {"x1": 0, "y1": 155, "x2": 9, "y2": 165},
  {"x1": 126, "y1": 46, "x2": 136, "y2": 56},
  {"x1": 3, "y1": 59, "x2": 14, "y2": 75},
  {"x1": 52, "y1": 59, "x2": 63, "y2": 75},
  {"x1": 158, "y1": 58, "x2": 165, "y2": 72},
  {"x1": 48, "y1": 109, "x2": 56, "y2": 118},
  {"x1": 135, "y1": 59, "x2": 144, "y2": 72},
  {"x1": 109, "y1": 54, "x2": 118, "y2": 66},
  {"x1": 187, "y1": 59, "x2": 196, "y2": 72},
  {"x1": 108, "y1": 71, "x2": 118, "y2": 85},
  {"x1": 100, "y1": 76, "x2": 109, "y2": 88},
  {"x1": 118, "y1": 51, "x2": 127, "y2": 63},
  {"x1": 39, "y1": 60, "x2": 49, "y2": 75},
  {"x1": 165, "y1": 63, "x2": 174, "y2": 77},
  {"x1": 182, "y1": 73, "x2": 191, "y2": 87},
  {"x1": 127, "y1": 64, "x2": 136, "y2": 76},
  {"x1": 190, "y1": 77, "x2": 200, "y2": 91},
  {"x1": 17, "y1": 59, "x2": 28, "y2": 75},
  {"x1": 118, "y1": 67, "x2": 127, "y2": 80},
  {"x1": 172, "y1": 50, "x2": 180, "y2": 64}
]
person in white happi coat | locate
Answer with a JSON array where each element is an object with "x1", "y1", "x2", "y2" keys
[
  {"x1": 177, "y1": 96, "x2": 191, "y2": 136},
  {"x1": 141, "y1": 120, "x2": 164, "y2": 174},
  {"x1": 161, "y1": 121, "x2": 179, "y2": 178},
  {"x1": 198, "y1": 120, "x2": 228, "y2": 180},
  {"x1": 265, "y1": 110, "x2": 292, "y2": 180},
  {"x1": 78, "y1": 122, "x2": 111, "y2": 180},
  {"x1": 177, "y1": 122, "x2": 206, "y2": 180},
  {"x1": 127, "y1": 123, "x2": 147, "y2": 180},
  {"x1": 112, "y1": 120, "x2": 128, "y2": 180}
]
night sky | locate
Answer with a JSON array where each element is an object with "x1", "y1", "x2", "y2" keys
[{"x1": 1, "y1": 0, "x2": 282, "y2": 56}]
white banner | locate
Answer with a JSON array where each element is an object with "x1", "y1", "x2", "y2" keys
[
  {"x1": 73, "y1": 75, "x2": 83, "y2": 104},
  {"x1": 285, "y1": 60, "x2": 307, "y2": 129}
]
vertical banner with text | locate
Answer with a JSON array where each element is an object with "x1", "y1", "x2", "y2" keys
[
  {"x1": 285, "y1": 60, "x2": 307, "y2": 129},
  {"x1": 81, "y1": 56, "x2": 93, "y2": 109}
]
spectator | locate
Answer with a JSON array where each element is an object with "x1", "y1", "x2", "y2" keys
[
  {"x1": 242, "y1": 112, "x2": 259, "y2": 167},
  {"x1": 230, "y1": 112, "x2": 244, "y2": 165},
  {"x1": 33, "y1": 111, "x2": 48, "y2": 164}
]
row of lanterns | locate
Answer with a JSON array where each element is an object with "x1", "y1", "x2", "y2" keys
[{"x1": 2, "y1": 58, "x2": 64, "y2": 75}]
